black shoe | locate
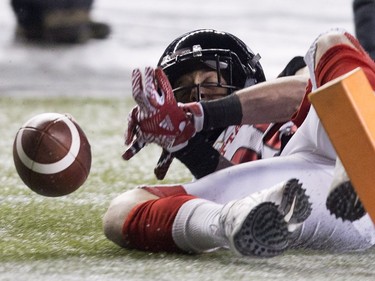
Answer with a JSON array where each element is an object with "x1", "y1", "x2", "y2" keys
[
  {"x1": 44, "y1": 23, "x2": 91, "y2": 44},
  {"x1": 89, "y1": 21, "x2": 111, "y2": 39},
  {"x1": 15, "y1": 9, "x2": 110, "y2": 44},
  {"x1": 43, "y1": 9, "x2": 91, "y2": 43}
]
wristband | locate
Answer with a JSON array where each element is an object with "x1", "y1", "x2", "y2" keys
[{"x1": 201, "y1": 94, "x2": 242, "y2": 130}]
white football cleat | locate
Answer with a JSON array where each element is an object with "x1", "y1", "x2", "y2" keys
[{"x1": 219, "y1": 178, "x2": 311, "y2": 257}]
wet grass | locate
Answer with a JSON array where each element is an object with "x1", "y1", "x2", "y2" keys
[{"x1": 0, "y1": 97, "x2": 374, "y2": 281}]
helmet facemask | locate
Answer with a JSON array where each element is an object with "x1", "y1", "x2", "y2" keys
[
  {"x1": 160, "y1": 45, "x2": 253, "y2": 102},
  {"x1": 158, "y1": 29, "x2": 265, "y2": 103}
]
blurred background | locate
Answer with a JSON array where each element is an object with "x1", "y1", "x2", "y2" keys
[{"x1": 0, "y1": 0, "x2": 354, "y2": 98}]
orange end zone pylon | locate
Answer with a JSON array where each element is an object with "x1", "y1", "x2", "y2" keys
[{"x1": 308, "y1": 67, "x2": 375, "y2": 224}]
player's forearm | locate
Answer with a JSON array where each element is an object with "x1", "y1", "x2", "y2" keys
[
  {"x1": 200, "y1": 76, "x2": 308, "y2": 130},
  {"x1": 237, "y1": 75, "x2": 308, "y2": 124}
]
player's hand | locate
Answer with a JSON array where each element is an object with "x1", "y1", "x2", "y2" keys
[{"x1": 123, "y1": 67, "x2": 196, "y2": 160}]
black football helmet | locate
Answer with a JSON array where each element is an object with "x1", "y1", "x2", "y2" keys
[{"x1": 157, "y1": 29, "x2": 266, "y2": 101}]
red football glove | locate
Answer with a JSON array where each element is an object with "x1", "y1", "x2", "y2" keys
[
  {"x1": 123, "y1": 67, "x2": 196, "y2": 160},
  {"x1": 180, "y1": 102, "x2": 204, "y2": 132}
]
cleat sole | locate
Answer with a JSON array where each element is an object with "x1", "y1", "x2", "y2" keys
[
  {"x1": 278, "y1": 178, "x2": 312, "y2": 224},
  {"x1": 326, "y1": 181, "x2": 365, "y2": 222},
  {"x1": 232, "y1": 202, "x2": 289, "y2": 257}
]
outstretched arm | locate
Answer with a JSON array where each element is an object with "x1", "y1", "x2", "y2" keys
[
  {"x1": 238, "y1": 75, "x2": 308, "y2": 124},
  {"x1": 123, "y1": 66, "x2": 307, "y2": 169},
  {"x1": 199, "y1": 75, "x2": 308, "y2": 131}
]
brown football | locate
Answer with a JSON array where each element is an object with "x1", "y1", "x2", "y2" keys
[{"x1": 13, "y1": 113, "x2": 92, "y2": 197}]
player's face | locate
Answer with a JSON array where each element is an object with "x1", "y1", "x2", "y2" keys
[{"x1": 173, "y1": 70, "x2": 229, "y2": 103}]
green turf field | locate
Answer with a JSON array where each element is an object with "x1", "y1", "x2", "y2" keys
[{"x1": 1, "y1": 97, "x2": 374, "y2": 281}]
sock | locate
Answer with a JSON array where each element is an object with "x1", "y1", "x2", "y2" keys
[
  {"x1": 122, "y1": 194, "x2": 196, "y2": 253},
  {"x1": 172, "y1": 199, "x2": 227, "y2": 253}
]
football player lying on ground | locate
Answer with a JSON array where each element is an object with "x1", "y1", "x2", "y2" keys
[
  {"x1": 108, "y1": 29, "x2": 310, "y2": 255},
  {"x1": 103, "y1": 29, "x2": 375, "y2": 257}
]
